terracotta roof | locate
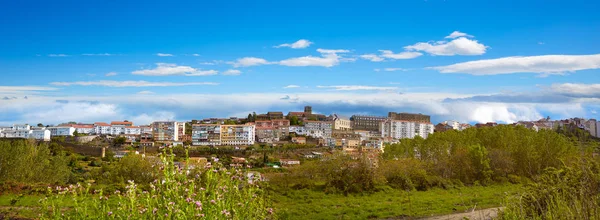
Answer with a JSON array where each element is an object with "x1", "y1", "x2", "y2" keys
[
  {"x1": 288, "y1": 112, "x2": 305, "y2": 116},
  {"x1": 125, "y1": 126, "x2": 140, "y2": 129},
  {"x1": 94, "y1": 122, "x2": 110, "y2": 126},
  {"x1": 72, "y1": 124, "x2": 94, "y2": 128},
  {"x1": 111, "y1": 121, "x2": 133, "y2": 125}
]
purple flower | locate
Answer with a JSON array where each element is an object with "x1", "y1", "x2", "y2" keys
[
  {"x1": 268, "y1": 208, "x2": 274, "y2": 215},
  {"x1": 210, "y1": 200, "x2": 216, "y2": 204},
  {"x1": 186, "y1": 197, "x2": 192, "y2": 203},
  {"x1": 107, "y1": 211, "x2": 113, "y2": 216},
  {"x1": 195, "y1": 201, "x2": 202, "y2": 210}
]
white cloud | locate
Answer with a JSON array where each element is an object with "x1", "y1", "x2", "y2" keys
[
  {"x1": 279, "y1": 48, "x2": 351, "y2": 67},
  {"x1": 0, "y1": 86, "x2": 58, "y2": 92},
  {"x1": 430, "y1": 54, "x2": 600, "y2": 75},
  {"x1": 538, "y1": 42, "x2": 545, "y2": 45},
  {"x1": 275, "y1": 39, "x2": 313, "y2": 49},
  {"x1": 284, "y1": 85, "x2": 300, "y2": 89},
  {"x1": 379, "y1": 50, "x2": 423, "y2": 59},
  {"x1": 382, "y1": 68, "x2": 407, "y2": 72},
  {"x1": 156, "y1": 53, "x2": 174, "y2": 57},
  {"x1": 445, "y1": 31, "x2": 473, "y2": 39},
  {"x1": 137, "y1": 91, "x2": 155, "y2": 95},
  {"x1": 48, "y1": 54, "x2": 69, "y2": 57},
  {"x1": 223, "y1": 69, "x2": 242, "y2": 75},
  {"x1": 105, "y1": 72, "x2": 118, "y2": 77},
  {"x1": 549, "y1": 83, "x2": 600, "y2": 97},
  {"x1": 130, "y1": 111, "x2": 176, "y2": 125},
  {"x1": 49, "y1": 80, "x2": 218, "y2": 87},
  {"x1": 132, "y1": 63, "x2": 218, "y2": 76},
  {"x1": 404, "y1": 37, "x2": 488, "y2": 56},
  {"x1": 2, "y1": 87, "x2": 595, "y2": 126},
  {"x1": 317, "y1": 85, "x2": 398, "y2": 91},
  {"x1": 82, "y1": 53, "x2": 114, "y2": 56},
  {"x1": 360, "y1": 54, "x2": 384, "y2": 62},
  {"x1": 191, "y1": 54, "x2": 200, "y2": 57},
  {"x1": 185, "y1": 70, "x2": 219, "y2": 76},
  {"x1": 231, "y1": 57, "x2": 271, "y2": 67}
]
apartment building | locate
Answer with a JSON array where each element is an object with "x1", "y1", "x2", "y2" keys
[
  {"x1": 12, "y1": 124, "x2": 31, "y2": 131},
  {"x1": 388, "y1": 112, "x2": 431, "y2": 123},
  {"x1": 124, "y1": 126, "x2": 141, "y2": 135},
  {"x1": 111, "y1": 121, "x2": 134, "y2": 126},
  {"x1": 177, "y1": 122, "x2": 186, "y2": 141},
  {"x1": 304, "y1": 121, "x2": 333, "y2": 139},
  {"x1": 192, "y1": 124, "x2": 221, "y2": 146},
  {"x1": 255, "y1": 119, "x2": 290, "y2": 143},
  {"x1": 152, "y1": 121, "x2": 179, "y2": 142},
  {"x1": 220, "y1": 124, "x2": 255, "y2": 145},
  {"x1": 380, "y1": 119, "x2": 434, "y2": 140},
  {"x1": 94, "y1": 122, "x2": 111, "y2": 135},
  {"x1": 351, "y1": 115, "x2": 386, "y2": 132},
  {"x1": 30, "y1": 129, "x2": 51, "y2": 141},
  {"x1": 47, "y1": 127, "x2": 76, "y2": 136},
  {"x1": 328, "y1": 114, "x2": 352, "y2": 131},
  {"x1": 289, "y1": 126, "x2": 307, "y2": 136},
  {"x1": 71, "y1": 124, "x2": 95, "y2": 134}
]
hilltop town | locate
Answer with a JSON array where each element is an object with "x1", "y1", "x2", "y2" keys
[{"x1": 2, "y1": 105, "x2": 599, "y2": 152}]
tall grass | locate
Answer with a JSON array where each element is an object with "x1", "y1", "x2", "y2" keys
[
  {"x1": 501, "y1": 159, "x2": 600, "y2": 219},
  {"x1": 40, "y1": 148, "x2": 273, "y2": 219}
]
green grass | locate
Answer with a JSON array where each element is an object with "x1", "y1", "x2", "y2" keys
[{"x1": 272, "y1": 184, "x2": 522, "y2": 219}]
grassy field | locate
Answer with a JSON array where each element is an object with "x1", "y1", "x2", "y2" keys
[
  {"x1": 271, "y1": 184, "x2": 522, "y2": 219},
  {"x1": 0, "y1": 184, "x2": 521, "y2": 219}
]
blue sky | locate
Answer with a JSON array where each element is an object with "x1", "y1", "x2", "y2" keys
[{"x1": 1, "y1": 0, "x2": 599, "y2": 125}]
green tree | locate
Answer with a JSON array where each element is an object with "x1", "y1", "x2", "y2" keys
[
  {"x1": 113, "y1": 136, "x2": 127, "y2": 146},
  {"x1": 37, "y1": 123, "x2": 44, "y2": 127}
]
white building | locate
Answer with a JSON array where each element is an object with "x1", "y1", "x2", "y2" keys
[
  {"x1": 304, "y1": 121, "x2": 333, "y2": 139},
  {"x1": 289, "y1": 126, "x2": 307, "y2": 136},
  {"x1": 13, "y1": 124, "x2": 31, "y2": 131},
  {"x1": 1, "y1": 130, "x2": 30, "y2": 138},
  {"x1": 110, "y1": 125, "x2": 126, "y2": 135},
  {"x1": 124, "y1": 126, "x2": 141, "y2": 135},
  {"x1": 328, "y1": 114, "x2": 352, "y2": 131},
  {"x1": 442, "y1": 120, "x2": 461, "y2": 130},
  {"x1": 380, "y1": 119, "x2": 434, "y2": 141},
  {"x1": 72, "y1": 124, "x2": 95, "y2": 134},
  {"x1": 30, "y1": 129, "x2": 51, "y2": 141},
  {"x1": 48, "y1": 127, "x2": 75, "y2": 136},
  {"x1": 94, "y1": 122, "x2": 111, "y2": 135}
]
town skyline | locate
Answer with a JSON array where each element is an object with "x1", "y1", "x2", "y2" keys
[{"x1": 2, "y1": 0, "x2": 600, "y2": 125}]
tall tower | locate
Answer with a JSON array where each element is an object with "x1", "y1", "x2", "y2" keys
[{"x1": 304, "y1": 106, "x2": 312, "y2": 114}]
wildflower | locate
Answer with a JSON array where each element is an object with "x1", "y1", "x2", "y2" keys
[
  {"x1": 153, "y1": 208, "x2": 158, "y2": 215},
  {"x1": 108, "y1": 211, "x2": 113, "y2": 216},
  {"x1": 165, "y1": 213, "x2": 169, "y2": 217},
  {"x1": 186, "y1": 197, "x2": 192, "y2": 203},
  {"x1": 195, "y1": 201, "x2": 202, "y2": 210},
  {"x1": 210, "y1": 200, "x2": 216, "y2": 204},
  {"x1": 213, "y1": 157, "x2": 219, "y2": 162},
  {"x1": 221, "y1": 209, "x2": 230, "y2": 216},
  {"x1": 114, "y1": 190, "x2": 120, "y2": 195},
  {"x1": 268, "y1": 208, "x2": 274, "y2": 215},
  {"x1": 200, "y1": 187, "x2": 205, "y2": 191},
  {"x1": 168, "y1": 201, "x2": 175, "y2": 206}
]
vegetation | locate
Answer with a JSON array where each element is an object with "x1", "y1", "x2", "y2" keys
[
  {"x1": 273, "y1": 184, "x2": 521, "y2": 219},
  {"x1": 0, "y1": 140, "x2": 70, "y2": 184},
  {"x1": 501, "y1": 159, "x2": 600, "y2": 219},
  {"x1": 40, "y1": 149, "x2": 272, "y2": 219}
]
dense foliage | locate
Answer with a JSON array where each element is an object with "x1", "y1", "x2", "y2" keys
[
  {"x1": 383, "y1": 125, "x2": 578, "y2": 186},
  {"x1": 0, "y1": 140, "x2": 70, "y2": 184}
]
